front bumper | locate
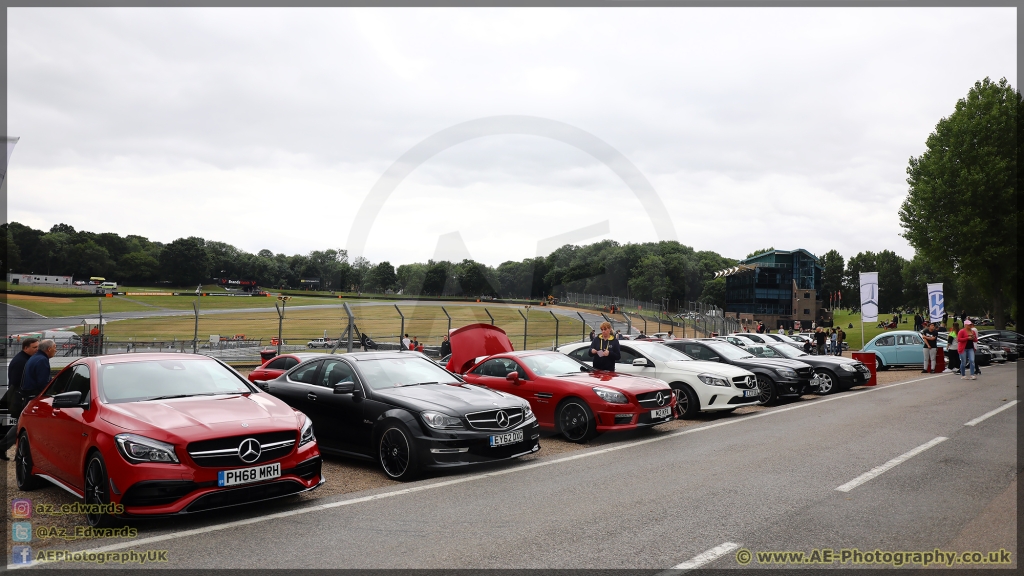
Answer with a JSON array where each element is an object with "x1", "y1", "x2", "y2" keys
[
  {"x1": 775, "y1": 376, "x2": 813, "y2": 397},
  {"x1": 594, "y1": 397, "x2": 676, "y2": 431},
  {"x1": 415, "y1": 418, "x2": 542, "y2": 470}
]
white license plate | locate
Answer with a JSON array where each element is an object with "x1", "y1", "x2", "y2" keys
[
  {"x1": 218, "y1": 462, "x2": 280, "y2": 487},
  {"x1": 490, "y1": 430, "x2": 523, "y2": 447},
  {"x1": 743, "y1": 389, "x2": 759, "y2": 397},
  {"x1": 651, "y1": 407, "x2": 672, "y2": 419},
  {"x1": 1, "y1": 415, "x2": 16, "y2": 427}
]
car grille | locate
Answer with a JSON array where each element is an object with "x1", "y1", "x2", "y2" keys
[
  {"x1": 855, "y1": 364, "x2": 871, "y2": 375},
  {"x1": 465, "y1": 408, "x2": 524, "y2": 431},
  {"x1": 732, "y1": 376, "x2": 756, "y2": 389},
  {"x1": 636, "y1": 390, "x2": 672, "y2": 407},
  {"x1": 727, "y1": 396, "x2": 760, "y2": 405},
  {"x1": 187, "y1": 431, "x2": 296, "y2": 468},
  {"x1": 795, "y1": 367, "x2": 814, "y2": 379},
  {"x1": 185, "y1": 480, "x2": 308, "y2": 513}
]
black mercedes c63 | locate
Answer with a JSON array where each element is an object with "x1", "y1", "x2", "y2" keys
[{"x1": 255, "y1": 352, "x2": 540, "y2": 481}]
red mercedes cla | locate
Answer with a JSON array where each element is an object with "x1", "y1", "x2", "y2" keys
[
  {"x1": 246, "y1": 353, "x2": 322, "y2": 384},
  {"x1": 14, "y1": 354, "x2": 323, "y2": 527}
]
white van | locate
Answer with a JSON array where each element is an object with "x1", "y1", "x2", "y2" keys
[{"x1": 99, "y1": 281, "x2": 117, "y2": 290}]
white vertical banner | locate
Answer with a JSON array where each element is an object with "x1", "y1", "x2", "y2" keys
[
  {"x1": 927, "y1": 283, "x2": 944, "y2": 324},
  {"x1": 859, "y1": 272, "x2": 879, "y2": 323},
  {"x1": 3, "y1": 136, "x2": 19, "y2": 187}
]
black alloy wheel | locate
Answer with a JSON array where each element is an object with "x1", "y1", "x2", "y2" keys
[
  {"x1": 755, "y1": 375, "x2": 777, "y2": 405},
  {"x1": 379, "y1": 423, "x2": 419, "y2": 481},
  {"x1": 557, "y1": 399, "x2": 596, "y2": 443},
  {"x1": 814, "y1": 369, "x2": 837, "y2": 395},
  {"x1": 15, "y1": 432, "x2": 41, "y2": 491},
  {"x1": 672, "y1": 384, "x2": 700, "y2": 419},
  {"x1": 84, "y1": 453, "x2": 115, "y2": 528}
]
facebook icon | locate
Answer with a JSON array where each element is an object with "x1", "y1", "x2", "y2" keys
[{"x1": 12, "y1": 545, "x2": 33, "y2": 565}]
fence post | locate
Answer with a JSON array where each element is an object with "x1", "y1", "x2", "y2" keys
[
  {"x1": 192, "y1": 301, "x2": 199, "y2": 354},
  {"x1": 441, "y1": 306, "x2": 452, "y2": 335},
  {"x1": 518, "y1": 308, "x2": 528, "y2": 350},
  {"x1": 485, "y1": 308, "x2": 494, "y2": 325},
  {"x1": 549, "y1": 310, "x2": 559, "y2": 349},
  {"x1": 344, "y1": 302, "x2": 355, "y2": 352},
  {"x1": 577, "y1": 311, "x2": 588, "y2": 341},
  {"x1": 395, "y1": 304, "x2": 405, "y2": 351}
]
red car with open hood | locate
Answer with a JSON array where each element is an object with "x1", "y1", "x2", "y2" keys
[
  {"x1": 14, "y1": 354, "x2": 323, "y2": 527},
  {"x1": 448, "y1": 324, "x2": 676, "y2": 443}
]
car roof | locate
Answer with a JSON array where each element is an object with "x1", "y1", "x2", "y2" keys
[{"x1": 95, "y1": 353, "x2": 217, "y2": 365}]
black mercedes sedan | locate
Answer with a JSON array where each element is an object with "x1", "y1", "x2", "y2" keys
[
  {"x1": 255, "y1": 352, "x2": 540, "y2": 481},
  {"x1": 663, "y1": 339, "x2": 815, "y2": 405},
  {"x1": 746, "y1": 343, "x2": 871, "y2": 394}
]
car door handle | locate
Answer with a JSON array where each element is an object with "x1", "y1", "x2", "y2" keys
[{"x1": 307, "y1": 393, "x2": 317, "y2": 401}]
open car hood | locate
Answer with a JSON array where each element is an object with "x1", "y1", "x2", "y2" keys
[{"x1": 445, "y1": 323, "x2": 515, "y2": 374}]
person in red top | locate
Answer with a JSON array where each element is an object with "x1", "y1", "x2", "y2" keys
[{"x1": 957, "y1": 319, "x2": 978, "y2": 379}]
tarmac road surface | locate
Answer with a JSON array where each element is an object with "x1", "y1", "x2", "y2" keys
[{"x1": 15, "y1": 363, "x2": 1017, "y2": 570}]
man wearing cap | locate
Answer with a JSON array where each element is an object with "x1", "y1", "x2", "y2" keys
[{"x1": 921, "y1": 321, "x2": 939, "y2": 373}]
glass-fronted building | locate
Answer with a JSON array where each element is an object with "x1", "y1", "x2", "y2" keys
[{"x1": 718, "y1": 249, "x2": 827, "y2": 329}]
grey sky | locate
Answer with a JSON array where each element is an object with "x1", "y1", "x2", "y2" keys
[{"x1": 5, "y1": 7, "x2": 1016, "y2": 267}]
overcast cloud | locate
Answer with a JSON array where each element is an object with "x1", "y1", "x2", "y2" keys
[{"x1": 5, "y1": 7, "x2": 1017, "y2": 267}]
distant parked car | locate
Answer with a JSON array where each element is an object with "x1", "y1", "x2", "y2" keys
[
  {"x1": 247, "y1": 353, "x2": 323, "y2": 384},
  {"x1": 861, "y1": 330, "x2": 947, "y2": 371},
  {"x1": 307, "y1": 338, "x2": 336, "y2": 349}
]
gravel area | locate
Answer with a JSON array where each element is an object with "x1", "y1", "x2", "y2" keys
[{"x1": 4, "y1": 363, "x2": 941, "y2": 556}]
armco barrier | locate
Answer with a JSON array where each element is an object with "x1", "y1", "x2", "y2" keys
[{"x1": 852, "y1": 351, "x2": 877, "y2": 386}]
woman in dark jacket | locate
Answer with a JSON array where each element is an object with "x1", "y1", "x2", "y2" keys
[{"x1": 589, "y1": 321, "x2": 621, "y2": 371}]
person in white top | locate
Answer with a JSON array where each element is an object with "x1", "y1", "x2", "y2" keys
[
  {"x1": 401, "y1": 333, "x2": 411, "y2": 349},
  {"x1": 777, "y1": 327, "x2": 784, "y2": 335}
]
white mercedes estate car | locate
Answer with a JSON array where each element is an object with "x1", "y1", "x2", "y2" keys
[{"x1": 556, "y1": 339, "x2": 760, "y2": 418}]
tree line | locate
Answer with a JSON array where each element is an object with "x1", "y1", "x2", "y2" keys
[{"x1": 0, "y1": 222, "x2": 734, "y2": 307}]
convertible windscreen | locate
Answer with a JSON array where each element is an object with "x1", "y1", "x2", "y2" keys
[
  {"x1": 357, "y1": 357, "x2": 461, "y2": 390},
  {"x1": 520, "y1": 353, "x2": 588, "y2": 376},
  {"x1": 99, "y1": 359, "x2": 251, "y2": 403}
]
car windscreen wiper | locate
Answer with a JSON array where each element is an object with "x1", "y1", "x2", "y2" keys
[
  {"x1": 401, "y1": 381, "x2": 439, "y2": 387},
  {"x1": 143, "y1": 392, "x2": 233, "y2": 401}
]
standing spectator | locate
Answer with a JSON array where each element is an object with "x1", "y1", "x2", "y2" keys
[
  {"x1": 777, "y1": 326, "x2": 784, "y2": 335},
  {"x1": 829, "y1": 329, "x2": 838, "y2": 356},
  {"x1": 439, "y1": 335, "x2": 451, "y2": 358},
  {"x1": 941, "y1": 311, "x2": 948, "y2": 326},
  {"x1": 411, "y1": 336, "x2": 419, "y2": 351},
  {"x1": 945, "y1": 323, "x2": 961, "y2": 373},
  {"x1": 957, "y1": 320, "x2": 977, "y2": 379},
  {"x1": 589, "y1": 321, "x2": 621, "y2": 371},
  {"x1": 814, "y1": 327, "x2": 826, "y2": 355},
  {"x1": 959, "y1": 309, "x2": 967, "y2": 324},
  {"x1": 921, "y1": 321, "x2": 939, "y2": 373},
  {"x1": 969, "y1": 322, "x2": 982, "y2": 375},
  {"x1": 401, "y1": 333, "x2": 411, "y2": 350},
  {"x1": 836, "y1": 328, "x2": 846, "y2": 355},
  {"x1": 666, "y1": 331, "x2": 675, "y2": 341},
  {"x1": 0, "y1": 338, "x2": 39, "y2": 459},
  {"x1": 589, "y1": 329, "x2": 596, "y2": 341}
]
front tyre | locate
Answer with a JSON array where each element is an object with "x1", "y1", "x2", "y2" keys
[
  {"x1": 84, "y1": 453, "x2": 115, "y2": 528},
  {"x1": 15, "y1": 432, "x2": 42, "y2": 491},
  {"x1": 875, "y1": 356, "x2": 889, "y2": 371},
  {"x1": 378, "y1": 422, "x2": 419, "y2": 482},
  {"x1": 557, "y1": 399, "x2": 597, "y2": 443},
  {"x1": 756, "y1": 375, "x2": 778, "y2": 405},
  {"x1": 672, "y1": 384, "x2": 700, "y2": 419}
]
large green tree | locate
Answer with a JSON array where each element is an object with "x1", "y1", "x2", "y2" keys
[
  {"x1": 899, "y1": 77, "x2": 1019, "y2": 328},
  {"x1": 819, "y1": 249, "x2": 845, "y2": 302},
  {"x1": 159, "y1": 237, "x2": 211, "y2": 286}
]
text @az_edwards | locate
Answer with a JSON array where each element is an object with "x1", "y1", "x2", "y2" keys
[{"x1": 735, "y1": 547, "x2": 1013, "y2": 567}]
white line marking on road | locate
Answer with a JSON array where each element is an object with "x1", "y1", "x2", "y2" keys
[
  {"x1": 835, "y1": 436, "x2": 948, "y2": 493},
  {"x1": 672, "y1": 542, "x2": 741, "y2": 570},
  {"x1": 6, "y1": 372, "x2": 950, "y2": 570},
  {"x1": 964, "y1": 400, "x2": 1018, "y2": 426}
]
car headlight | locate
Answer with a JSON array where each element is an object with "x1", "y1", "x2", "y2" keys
[
  {"x1": 522, "y1": 404, "x2": 534, "y2": 420},
  {"x1": 977, "y1": 345, "x2": 990, "y2": 353},
  {"x1": 421, "y1": 411, "x2": 465, "y2": 430},
  {"x1": 592, "y1": 386, "x2": 628, "y2": 404},
  {"x1": 697, "y1": 373, "x2": 730, "y2": 387},
  {"x1": 775, "y1": 368, "x2": 798, "y2": 378},
  {"x1": 839, "y1": 363, "x2": 857, "y2": 372},
  {"x1": 114, "y1": 433, "x2": 179, "y2": 464},
  {"x1": 299, "y1": 414, "x2": 315, "y2": 446}
]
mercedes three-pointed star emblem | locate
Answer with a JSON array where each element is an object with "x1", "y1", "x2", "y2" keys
[
  {"x1": 238, "y1": 438, "x2": 262, "y2": 464},
  {"x1": 495, "y1": 410, "x2": 510, "y2": 429}
]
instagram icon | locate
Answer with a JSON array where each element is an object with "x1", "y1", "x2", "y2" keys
[{"x1": 11, "y1": 498, "x2": 32, "y2": 518}]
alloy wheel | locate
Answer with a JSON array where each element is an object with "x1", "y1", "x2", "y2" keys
[
  {"x1": 816, "y1": 370, "x2": 834, "y2": 394},
  {"x1": 15, "y1": 435, "x2": 37, "y2": 490},
  {"x1": 559, "y1": 403, "x2": 589, "y2": 442},
  {"x1": 84, "y1": 456, "x2": 112, "y2": 527},
  {"x1": 379, "y1": 428, "x2": 410, "y2": 478},
  {"x1": 674, "y1": 388, "x2": 688, "y2": 417}
]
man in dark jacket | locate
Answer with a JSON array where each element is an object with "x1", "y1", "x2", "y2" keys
[
  {"x1": 1, "y1": 338, "x2": 39, "y2": 459},
  {"x1": 20, "y1": 339, "x2": 56, "y2": 399},
  {"x1": 589, "y1": 322, "x2": 620, "y2": 371},
  {"x1": 439, "y1": 335, "x2": 451, "y2": 358}
]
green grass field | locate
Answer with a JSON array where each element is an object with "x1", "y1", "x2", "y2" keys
[
  {"x1": 102, "y1": 304, "x2": 587, "y2": 349},
  {"x1": 831, "y1": 309, "x2": 922, "y2": 348},
  {"x1": 5, "y1": 293, "x2": 348, "y2": 318}
]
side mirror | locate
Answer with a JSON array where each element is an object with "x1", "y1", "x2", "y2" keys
[
  {"x1": 253, "y1": 379, "x2": 269, "y2": 391},
  {"x1": 632, "y1": 358, "x2": 648, "y2": 366},
  {"x1": 333, "y1": 382, "x2": 356, "y2": 394},
  {"x1": 52, "y1": 391, "x2": 83, "y2": 408},
  {"x1": 506, "y1": 371, "x2": 520, "y2": 383},
  {"x1": 709, "y1": 356, "x2": 721, "y2": 362}
]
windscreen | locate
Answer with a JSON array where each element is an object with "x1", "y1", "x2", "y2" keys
[
  {"x1": 519, "y1": 353, "x2": 588, "y2": 376},
  {"x1": 704, "y1": 340, "x2": 755, "y2": 360},
  {"x1": 357, "y1": 357, "x2": 461, "y2": 390},
  {"x1": 771, "y1": 345, "x2": 807, "y2": 359},
  {"x1": 632, "y1": 342, "x2": 694, "y2": 362},
  {"x1": 99, "y1": 359, "x2": 252, "y2": 403}
]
